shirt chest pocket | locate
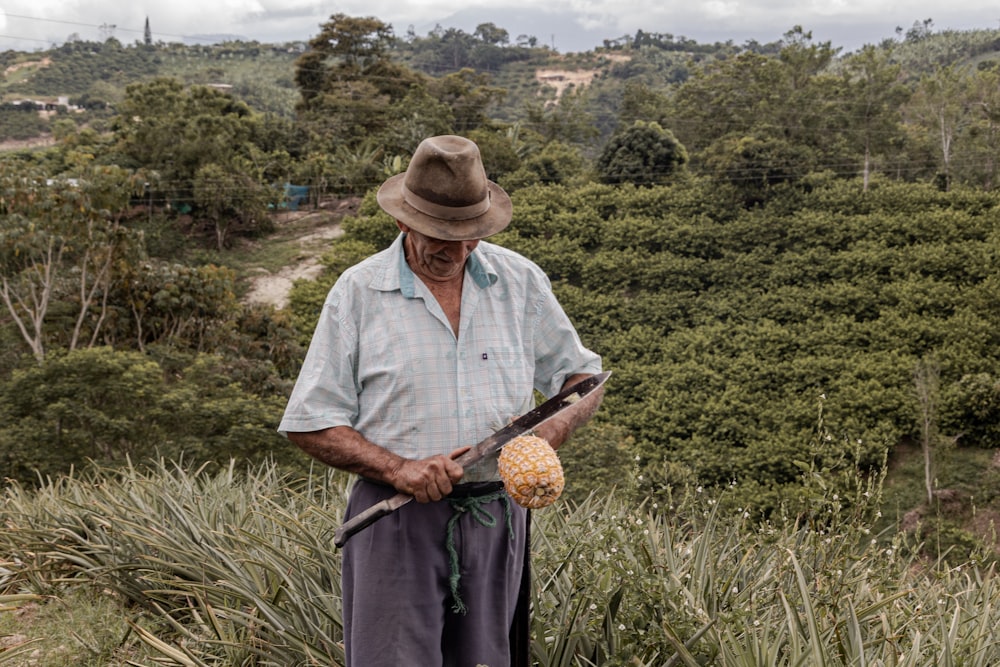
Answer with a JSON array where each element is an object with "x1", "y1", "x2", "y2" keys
[{"x1": 485, "y1": 346, "x2": 533, "y2": 418}]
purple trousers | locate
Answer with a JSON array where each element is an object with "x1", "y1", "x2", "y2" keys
[{"x1": 341, "y1": 479, "x2": 527, "y2": 667}]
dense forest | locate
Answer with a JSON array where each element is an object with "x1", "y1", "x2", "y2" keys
[{"x1": 2, "y1": 12, "x2": 1000, "y2": 541}]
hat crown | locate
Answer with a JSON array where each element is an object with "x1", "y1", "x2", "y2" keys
[{"x1": 404, "y1": 136, "x2": 489, "y2": 213}]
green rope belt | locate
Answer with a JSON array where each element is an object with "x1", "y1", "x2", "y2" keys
[{"x1": 445, "y1": 490, "x2": 513, "y2": 614}]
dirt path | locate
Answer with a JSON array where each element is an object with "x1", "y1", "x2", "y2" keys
[{"x1": 242, "y1": 199, "x2": 357, "y2": 309}]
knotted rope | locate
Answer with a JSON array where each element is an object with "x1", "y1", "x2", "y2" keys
[{"x1": 445, "y1": 490, "x2": 513, "y2": 614}]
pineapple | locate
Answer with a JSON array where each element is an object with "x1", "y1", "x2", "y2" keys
[{"x1": 497, "y1": 434, "x2": 565, "y2": 509}]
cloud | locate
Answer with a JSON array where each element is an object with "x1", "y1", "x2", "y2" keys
[{"x1": 0, "y1": 0, "x2": 998, "y2": 53}]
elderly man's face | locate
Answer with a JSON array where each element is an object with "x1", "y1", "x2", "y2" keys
[{"x1": 398, "y1": 223, "x2": 480, "y2": 282}]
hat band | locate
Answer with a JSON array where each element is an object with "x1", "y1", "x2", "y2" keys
[{"x1": 402, "y1": 183, "x2": 491, "y2": 221}]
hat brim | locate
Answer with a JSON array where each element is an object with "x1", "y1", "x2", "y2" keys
[{"x1": 376, "y1": 173, "x2": 512, "y2": 241}]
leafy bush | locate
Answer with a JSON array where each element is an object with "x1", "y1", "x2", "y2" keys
[
  {"x1": 596, "y1": 120, "x2": 688, "y2": 186},
  {"x1": 942, "y1": 373, "x2": 1000, "y2": 448},
  {"x1": 0, "y1": 348, "x2": 290, "y2": 486},
  {"x1": 0, "y1": 106, "x2": 49, "y2": 141}
]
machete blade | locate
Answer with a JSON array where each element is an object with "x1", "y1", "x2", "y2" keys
[
  {"x1": 454, "y1": 370, "x2": 611, "y2": 468},
  {"x1": 333, "y1": 370, "x2": 610, "y2": 547}
]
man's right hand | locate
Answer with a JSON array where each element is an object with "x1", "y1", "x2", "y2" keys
[
  {"x1": 388, "y1": 446, "x2": 469, "y2": 502},
  {"x1": 288, "y1": 427, "x2": 470, "y2": 502}
]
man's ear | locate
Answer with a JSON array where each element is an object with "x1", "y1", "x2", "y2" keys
[{"x1": 396, "y1": 220, "x2": 410, "y2": 233}]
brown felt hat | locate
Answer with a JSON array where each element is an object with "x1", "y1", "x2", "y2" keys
[{"x1": 376, "y1": 135, "x2": 512, "y2": 241}]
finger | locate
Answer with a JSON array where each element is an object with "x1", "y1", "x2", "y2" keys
[
  {"x1": 426, "y1": 481, "x2": 445, "y2": 502},
  {"x1": 412, "y1": 485, "x2": 431, "y2": 503}
]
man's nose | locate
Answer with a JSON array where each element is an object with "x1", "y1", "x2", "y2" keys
[{"x1": 441, "y1": 241, "x2": 472, "y2": 258}]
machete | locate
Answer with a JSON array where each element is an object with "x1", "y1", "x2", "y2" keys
[{"x1": 333, "y1": 370, "x2": 610, "y2": 548}]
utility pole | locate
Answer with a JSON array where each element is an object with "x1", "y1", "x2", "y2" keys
[{"x1": 99, "y1": 23, "x2": 116, "y2": 42}]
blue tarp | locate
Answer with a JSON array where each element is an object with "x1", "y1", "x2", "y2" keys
[{"x1": 283, "y1": 183, "x2": 310, "y2": 211}]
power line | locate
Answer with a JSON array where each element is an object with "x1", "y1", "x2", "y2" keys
[
  {"x1": 3, "y1": 13, "x2": 114, "y2": 31},
  {"x1": 0, "y1": 32, "x2": 54, "y2": 45},
  {"x1": 0, "y1": 12, "x2": 254, "y2": 45}
]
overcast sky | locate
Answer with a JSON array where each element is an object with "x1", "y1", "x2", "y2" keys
[{"x1": 2, "y1": 1, "x2": 1000, "y2": 55}]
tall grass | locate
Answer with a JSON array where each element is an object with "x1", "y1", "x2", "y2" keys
[{"x1": 1, "y1": 460, "x2": 997, "y2": 666}]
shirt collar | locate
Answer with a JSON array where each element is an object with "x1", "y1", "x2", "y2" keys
[{"x1": 378, "y1": 233, "x2": 497, "y2": 296}]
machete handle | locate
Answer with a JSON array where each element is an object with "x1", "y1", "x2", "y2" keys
[
  {"x1": 334, "y1": 448, "x2": 467, "y2": 548},
  {"x1": 334, "y1": 492, "x2": 414, "y2": 548}
]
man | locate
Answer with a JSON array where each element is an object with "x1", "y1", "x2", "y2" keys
[{"x1": 279, "y1": 135, "x2": 602, "y2": 666}]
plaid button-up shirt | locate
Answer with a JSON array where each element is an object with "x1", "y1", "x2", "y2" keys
[{"x1": 279, "y1": 233, "x2": 602, "y2": 481}]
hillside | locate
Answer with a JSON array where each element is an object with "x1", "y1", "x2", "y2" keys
[{"x1": 2, "y1": 15, "x2": 1000, "y2": 562}]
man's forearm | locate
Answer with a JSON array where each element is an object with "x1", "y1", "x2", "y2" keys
[
  {"x1": 534, "y1": 373, "x2": 605, "y2": 450},
  {"x1": 287, "y1": 426, "x2": 467, "y2": 502},
  {"x1": 288, "y1": 426, "x2": 406, "y2": 484}
]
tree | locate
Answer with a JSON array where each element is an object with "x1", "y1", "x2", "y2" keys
[
  {"x1": 667, "y1": 30, "x2": 846, "y2": 176},
  {"x1": 618, "y1": 81, "x2": 672, "y2": 127},
  {"x1": 473, "y1": 22, "x2": 509, "y2": 46},
  {"x1": 294, "y1": 13, "x2": 400, "y2": 110},
  {"x1": 501, "y1": 141, "x2": 587, "y2": 189},
  {"x1": 0, "y1": 164, "x2": 146, "y2": 360},
  {"x1": 115, "y1": 78, "x2": 281, "y2": 239},
  {"x1": 907, "y1": 66, "x2": 970, "y2": 191},
  {"x1": 409, "y1": 26, "x2": 477, "y2": 72},
  {"x1": 523, "y1": 88, "x2": 600, "y2": 145},
  {"x1": 294, "y1": 14, "x2": 428, "y2": 159},
  {"x1": 429, "y1": 69, "x2": 506, "y2": 133},
  {"x1": 840, "y1": 45, "x2": 910, "y2": 190},
  {"x1": 0, "y1": 347, "x2": 162, "y2": 481},
  {"x1": 667, "y1": 51, "x2": 786, "y2": 156},
  {"x1": 115, "y1": 262, "x2": 240, "y2": 353},
  {"x1": 955, "y1": 67, "x2": 1000, "y2": 189},
  {"x1": 193, "y1": 162, "x2": 273, "y2": 251},
  {"x1": 942, "y1": 372, "x2": 1000, "y2": 448},
  {"x1": 596, "y1": 120, "x2": 687, "y2": 186},
  {"x1": 144, "y1": 17, "x2": 152, "y2": 46},
  {"x1": 765, "y1": 29, "x2": 845, "y2": 175},
  {"x1": 913, "y1": 355, "x2": 941, "y2": 504},
  {"x1": 112, "y1": 78, "x2": 260, "y2": 209}
]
